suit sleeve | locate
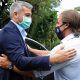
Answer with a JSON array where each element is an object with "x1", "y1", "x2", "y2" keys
[{"x1": 2, "y1": 28, "x2": 51, "y2": 71}]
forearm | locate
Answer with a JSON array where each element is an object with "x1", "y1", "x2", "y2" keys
[
  {"x1": 28, "y1": 47, "x2": 49, "y2": 56},
  {"x1": 13, "y1": 65, "x2": 34, "y2": 77},
  {"x1": 0, "y1": 56, "x2": 34, "y2": 77}
]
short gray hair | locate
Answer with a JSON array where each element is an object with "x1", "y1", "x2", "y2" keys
[{"x1": 10, "y1": 1, "x2": 33, "y2": 18}]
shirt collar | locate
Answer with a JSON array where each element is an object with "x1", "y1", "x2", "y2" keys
[
  {"x1": 11, "y1": 20, "x2": 27, "y2": 36},
  {"x1": 61, "y1": 33, "x2": 74, "y2": 43}
]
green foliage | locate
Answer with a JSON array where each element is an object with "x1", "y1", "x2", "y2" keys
[
  {"x1": 0, "y1": 0, "x2": 13, "y2": 28},
  {"x1": 74, "y1": 6, "x2": 80, "y2": 11}
]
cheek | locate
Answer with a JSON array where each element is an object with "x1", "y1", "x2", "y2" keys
[
  {"x1": 18, "y1": 16, "x2": 23, "y2": 22},
  {"x1": 60, "y1": 27, "x2": 64, "y2": 31},
  {"x1": 17, "y1": 12, "x2": 24, "y2": 22},
  {"x1": 56, "y1": 24, "x2": 59, "y2": 27}
]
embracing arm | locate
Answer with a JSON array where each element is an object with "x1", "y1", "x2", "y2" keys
[
  {"x1": 0, "y1": 54, "x2": 33, "y2": 77},
  {"x1": 1, "y1": 27, "x2": 76, "y2": 71},
  {"x1": 13, "y1": 66, "x2": 34, "y2": 77},
  {"x1": 2, "y1": 27, "x2": 51, "y2": 71},
  {"x1": 0, "y1": 45, "x2": 76, "y2": 71},
  {"x1": 28, "y1": 45, "x2": 49, "y2": 56}
]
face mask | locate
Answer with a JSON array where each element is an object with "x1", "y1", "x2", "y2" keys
[
  {"x1": 54, "y1": 27, "x2": 64, "y2": 40},
  {"x1": 19, "y1": 16, "x2": 32, "y2": 29}
]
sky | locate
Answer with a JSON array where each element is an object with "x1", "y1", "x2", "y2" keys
[{"x1": 56, "y1": 0, "x2": 80, "y2": 14}]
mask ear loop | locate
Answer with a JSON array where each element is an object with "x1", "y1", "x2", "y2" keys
[
  {"x1": 61, "y1": 22, "x2": 70, "y2": 30},
  {"x1": 53, "y1": 22, "x2": 67, "y2": 32},
  {"x1": 53, "y1": 23, "x2": 65, "y2": 32}
]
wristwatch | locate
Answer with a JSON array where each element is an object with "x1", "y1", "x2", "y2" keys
[{"x1": 8, "y1": 63, "x2": 13, "y2": 70}]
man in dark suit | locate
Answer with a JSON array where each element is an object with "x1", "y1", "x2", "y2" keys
[{"x1": 0, "y1": 1, "x2": 76, "y2": 80}]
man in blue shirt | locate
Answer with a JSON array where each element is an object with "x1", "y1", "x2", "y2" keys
[{"x1": 33, "y1": 10, "x2": 80, "y2": 80}]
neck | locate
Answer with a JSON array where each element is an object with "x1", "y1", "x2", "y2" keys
[
  {"x1": 11, "y1": 18, "x2": 19, "y2": 24},
  {"x1": 64, "y1": 29, "x2": 72, "y2": 37}
]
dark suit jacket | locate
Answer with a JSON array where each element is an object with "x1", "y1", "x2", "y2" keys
[{"x1": 0, "y1": 21, "x2": 50, "y2": 80}]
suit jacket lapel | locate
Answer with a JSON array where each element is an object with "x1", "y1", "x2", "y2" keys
[{"x1": 8, "y1": 21, "x2": 28, "y2": 55}]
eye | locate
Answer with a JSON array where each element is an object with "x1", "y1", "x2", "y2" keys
[{"x1": 25, "y1": 13, "x2": 31, "y2": 17}]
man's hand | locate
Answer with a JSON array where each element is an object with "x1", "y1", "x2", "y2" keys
[
  {"x1": 49, "y1": 46, "x2": 76, "y2": 64},
  {"x1": 0, "y1": 54, "x2": 11, "y2": 69}
]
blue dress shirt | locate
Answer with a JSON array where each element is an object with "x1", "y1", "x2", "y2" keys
[
  {"x1": 11, "y1": 20, "x2": 27, "y2": 42},
  {"x1": 34, "y1": 34, "x2": 80, "y2": 80}
]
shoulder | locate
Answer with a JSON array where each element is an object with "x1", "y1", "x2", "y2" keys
[
  {"x1": 1, "y1": 21, "x2": 20, "y2": 36},
  {"x1": 0, "y1": 22, "x2": 20, "y2": 43},
  {"x1": 3, "y1": 21, "x2": 17, "y2": 31},
  {"x1": 63, "y1": 37, "x2": 80, "y2": 50}
]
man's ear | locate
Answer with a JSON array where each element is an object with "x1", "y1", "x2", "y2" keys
[
  {"x1": 13, "y1": 12, "x2": 18, "y2": 18},
  {"x1": 64, "y1": 23, "x2": 69, "y2": 28}
]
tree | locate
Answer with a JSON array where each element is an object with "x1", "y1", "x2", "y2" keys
[
  {"x1": 0, "y1": 0, "x2": 13, "y2": 28},
  {"x1": 74, "y1": 6, "x2": 80, "y2": 11}
]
